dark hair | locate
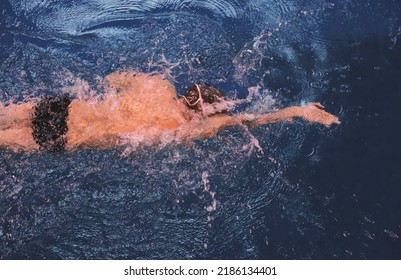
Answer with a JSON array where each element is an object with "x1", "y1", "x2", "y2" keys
[
  {"x1": 183, "y1": 84, "x2": 225, "y2": 113},
  {"x1": 31, "y1": 94, "x2": 72, "y2": 151}
]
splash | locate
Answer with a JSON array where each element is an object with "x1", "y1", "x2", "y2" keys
[
  {"x1": 65, "y1": 71, "x2": 186, "y2": 150},
  {"x1": 202, "y1": 171, "x2": 217, "y2": 213},
  {"x1": 146, "y1": 54, "x2": 181, "y2": 82},
  {"x1": 0, "y1": 69, "x2": 266, "y2": 152},
  {"x1": 0, "y1": 68, "x2": 339, "y2": 154}
]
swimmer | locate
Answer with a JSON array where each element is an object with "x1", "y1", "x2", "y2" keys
[{"x1": 0, "y1": 71, "x2": 340, "y2": 152}]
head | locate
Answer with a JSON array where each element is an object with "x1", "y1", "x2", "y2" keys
[{"x1": 182, "y1": 83, "x2": 227, "y2": 116}]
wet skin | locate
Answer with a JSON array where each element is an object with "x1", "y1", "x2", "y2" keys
[{"x1": 0, "y1": 71, "x2": 340, "y2": 152}]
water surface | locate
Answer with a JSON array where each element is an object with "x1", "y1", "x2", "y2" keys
[{"x1": 1, "y1": 0, "x2": 400, "y2": 259}]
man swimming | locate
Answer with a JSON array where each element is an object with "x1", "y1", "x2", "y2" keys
[{"x1": 0, "y1": 71, "x2": 340, "y2": 152}]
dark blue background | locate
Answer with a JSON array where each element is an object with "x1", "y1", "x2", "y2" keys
[{"x1": 1, "y1": 0, "x2": 400, "y2": 259}]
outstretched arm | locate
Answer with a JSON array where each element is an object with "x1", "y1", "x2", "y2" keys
[
  {"x1": 250, "y1": 102, "x2": 340, "y2": 127},
  {"x1": 180, "y1": 102, "x2": 340, "y2": 140}
]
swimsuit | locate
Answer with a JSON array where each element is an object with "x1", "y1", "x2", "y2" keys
[{"x1": 31, "y1": 94, "x2": 72, "y2": 151}]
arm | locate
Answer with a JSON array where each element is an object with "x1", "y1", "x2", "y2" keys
[
  {"x1": 180, "y1": 102, "x2": 340, "y2": 140},
  {"x1": 250, "y1": 102, "x2": 340, "y2": 127}
]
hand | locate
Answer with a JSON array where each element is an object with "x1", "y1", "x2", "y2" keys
[{"x1": 301, "y1": 102, "x2": 341, "y2": 127}]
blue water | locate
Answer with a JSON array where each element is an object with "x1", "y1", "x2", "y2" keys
[{"x1": 1, "y1": 0, "x2": 400, "y2": 259}]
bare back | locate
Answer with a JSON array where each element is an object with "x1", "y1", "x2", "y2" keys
[{"x1": 66, "y1": 72, "x2": 189, "y2": 149}]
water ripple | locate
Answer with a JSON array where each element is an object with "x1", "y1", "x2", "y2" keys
[{"x1": 8, "y1": 0, "x2": 246, "y2": 35}]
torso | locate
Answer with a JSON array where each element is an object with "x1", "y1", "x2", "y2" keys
[{"x1": 66, "y1": 72, "x2": 189, "y2": 149}]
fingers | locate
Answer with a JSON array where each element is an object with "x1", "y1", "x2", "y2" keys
[
  {"x1": 325, "y1": 116, "x2": 341, "y2": 127},
  {"x1": 309, "y1": 102, "x2": 325, "y2": 109},
  {"x1": 301, "y1": 103, "x2": 341, "y2": 127},
  {"x1": 313, "y1": 103, "x2": 341, "y2": 125}
]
